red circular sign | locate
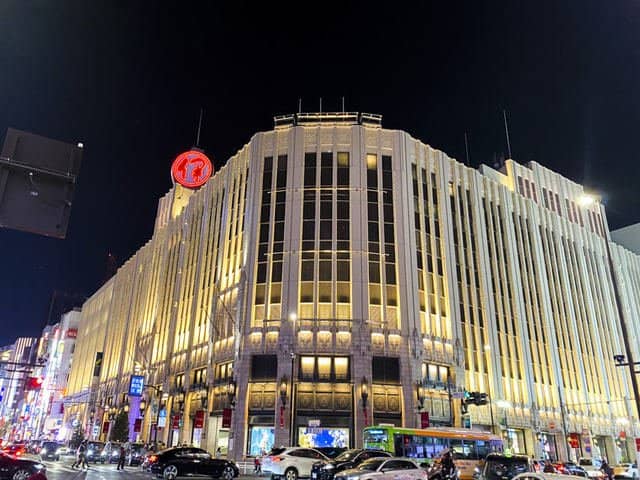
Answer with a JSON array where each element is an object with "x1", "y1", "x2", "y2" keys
[{"x1": 171, "y1": 150, "x2": 213, "y2": 188}]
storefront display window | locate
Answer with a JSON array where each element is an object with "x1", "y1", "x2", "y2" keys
[{"x1": 298, "y1": 427, "x2": 349, "y2": 448}]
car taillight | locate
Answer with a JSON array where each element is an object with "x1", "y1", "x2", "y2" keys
[
  {"x1": 149, "y1": 455, "x2": 158, "y2": 463},
  {"x1": 271, "y1": 456, "x2": 282, "y2": 462},
  {"x1": 15, "y1": 451, "x2": 22, "y2": 456}
]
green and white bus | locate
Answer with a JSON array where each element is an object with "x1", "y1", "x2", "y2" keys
[{"x1": 363, "y1": 425, "x2": 503, "y2": 479}]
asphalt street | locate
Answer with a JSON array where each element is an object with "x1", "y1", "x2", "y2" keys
[{"x1": 31, "y1": 457, "x2": 257, "y2": 480}]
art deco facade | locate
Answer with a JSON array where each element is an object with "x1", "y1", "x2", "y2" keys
[{"x1": 65, "y1": 112, "x2": 640, "y2": 462}]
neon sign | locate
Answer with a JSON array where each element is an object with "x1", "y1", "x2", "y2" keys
[{"x1": 171, "y1": 150, "x2": 213, "y2": 188}]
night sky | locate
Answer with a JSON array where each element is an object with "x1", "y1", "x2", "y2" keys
[{"x1": 1, "y1": 1, "x2": 639, "y2": 345}]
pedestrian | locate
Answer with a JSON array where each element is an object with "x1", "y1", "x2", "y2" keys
[
  {"x1": 440, "y1": 449, "x2": 456, "y2": 480},
  {"x1": 216, "y1": 447, "x2": 222, "y2": 459},
  {"x1": 601, "y1": 459, "x2": 613, "y2": 480},
  {"x1": 117, "y1": 444, "x2": 126, "y2": 470},
  {"x1": 72, "y1": 441, "x2": 88, "y2": 469},
  {"x1": 254, "y1": 456, "x2": 262, "y2": 475}
]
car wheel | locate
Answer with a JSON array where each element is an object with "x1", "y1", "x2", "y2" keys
[
  {"x1": 220, "y1": 466, "x2": 235, "y2": 480},
  {"x1": 164, "y1": 465, "x2": 179, "y2": 480},
  {"x1": 12, "y1": 470, "x2": 31, "y2": 480},
  {"x1": 285, "y1": 468, "x2": 298, "y2": 480}
]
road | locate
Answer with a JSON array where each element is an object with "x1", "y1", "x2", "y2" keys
[{"x1": 34, "y1": 457, "x2": 257, "y2": 480}]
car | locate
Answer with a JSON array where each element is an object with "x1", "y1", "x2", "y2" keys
[
  {"x1": 578, "y1": 458, "x2": 605, "y2": 479},
  {"x1": 473, "y1": 453, "x2": 532, "y2": 480},
  {"x1": 0, "y1": 451, "x2": 47, "y2": 480},
  {"x1": 553, "y1": 462, "x2": 587, "y2": 477},
  {"x1": 262, "y1": 447, "x2": 330, "y2": 480},
  {"x1": 311, "y1": 449, "x2": 392, "y2": 480},
  {"x1": 512, "y1": 473, "x2": 583, "y2": 480},
  {"x1": 614, "y1": 464, "x2": 639, "y2": 480},
  {"x1": 126, "y1": 443, "x2": 146, "y2": 466},
  {"x1": 149, "y1": 447, "x2": 239, "y2": 480},
  {"x1": 334, "y1": 457, "x2": 427, "y2": 480},
  {"x1": 314, "y1": 448, "x2": 348, "y2": 460},
  {"x1": 54, "y1": 446, "x2": 72, "y2": 457},
  {"x1": 2, "y1": 445, "x2": 27, "y2": 458},
  {"x1": 84, "y1": 441, "x2": 105, "y2": 463},
  {"x1": 39, "y1": 442, "x2": 62, "y2": 461},
  {"x1": 102, "y1": 443, "x2": 122, "y2": 464}
]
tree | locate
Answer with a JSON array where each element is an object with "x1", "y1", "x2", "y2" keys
[
  {"x1": 70, "y1": 422, "x2": 85, "y2": 449},
  {"x1": 110, "y1": 410, "x2": 130, "y2": 443}
]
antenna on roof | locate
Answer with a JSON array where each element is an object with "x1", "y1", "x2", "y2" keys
[
  {"x1": 195, "y1": 107, "x2": 204, "y2": 148},
  {"x1": 503, "y1": 109, "x2": 512, "y2": 159},
  {"x1": 464, "y1": 132, "x2": 471, "y2": 167},
  {"x1": 341, "y1": 96, "x2": 345, "y2": 113},
  {"x1": 298, "y1": 98, "x2": 302, "y2": 113},
  {"x1": 319, "y1": 97, "x2": 322, "y2": 113}
]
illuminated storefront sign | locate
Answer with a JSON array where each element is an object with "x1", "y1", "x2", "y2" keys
[{"x1": 171, "y1": 150, "x2": 213, "y2": 188}]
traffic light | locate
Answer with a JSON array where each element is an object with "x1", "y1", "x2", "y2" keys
[
  {"x1": 476, "y1": 393, "x2": 489, "y2": 405},
  {"x1": 462, "y1": 390, "x2": 489, "y2": 406},
  {"x1": 25, "y1": 377, "x2": 43, "y2": 390}
]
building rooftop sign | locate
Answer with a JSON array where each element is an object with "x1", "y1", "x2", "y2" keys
[{"x1": 171, "y1": 150, "x2": 213, "y2": 189}]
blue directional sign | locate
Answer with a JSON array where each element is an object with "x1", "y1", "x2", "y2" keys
[{"x1": 129, "y1": 375, "x2": 145, "y2": 397}]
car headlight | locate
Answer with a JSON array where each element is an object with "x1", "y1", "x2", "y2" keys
[
  {"x1": 41, "y1": 449, "x2": 47, "y2": 455},
  {"x1": 324, "y1": 465, "x2": 335, "y2": 470},
  {"x1": 55, "y1": 448, "x2": 63, "y2": 454},
  {"x1": 88, "y1": 450, "x2": 94, "y2": 456},
  {"x1": 112, "y1": 451, "x2": 118, "y2": 457}
]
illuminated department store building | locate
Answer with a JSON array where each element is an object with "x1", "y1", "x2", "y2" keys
[{"x1": 65, "y1": 112, "x2": 640, "y2": 462}]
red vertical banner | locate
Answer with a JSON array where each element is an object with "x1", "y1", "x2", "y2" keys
[
  {"x1": 635, "y1": 438, "x2": 640, "y2": 452},
  {"x1": 171, "y1": 414, "x2": 181, "y2": 429},
  {"x1": 102, "y1": 421, "x2": 110, "y2": 434},
  {"x1": 421, "y1": 412, "x2": 430, "y2": 428},
  {"x1": 134, "y1": 419, "x2": 142, "y2": 433},
  {"x1": 279, "y1": 405, "x2": 284, "y2": 427},
  {"x1": 222, "y1": 408, "x2": 232, "y2": 429},
  {"x1": 363, "y1": 407, "x2": 369, "y2": 427},
  {"x1": 194, "y1": 410, "x2": 205, "y2": 429}
]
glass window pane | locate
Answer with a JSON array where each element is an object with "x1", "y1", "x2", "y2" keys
[
  {"x1": 301, "y1": 357, "x2": 315, "y2": 379},
  {"x1": 318, "y1": 357, "x2": 331, "y2": 380},
  {"x1": 334, "y1": 357, "x2": 349, "y2": 380},
  {"x1": 337, "y1": 152, "x2": 349, "y2": 167},
  {"x1": 367, "y1": 154, "x2": 377, "y2": 170},
  {"x1": 319, "y1": 261, "x2": 332, "y2": 281}
]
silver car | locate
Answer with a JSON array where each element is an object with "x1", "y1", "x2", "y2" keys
[{"x1": 335, "y1": 458, "x2": 427, "y2": 480}]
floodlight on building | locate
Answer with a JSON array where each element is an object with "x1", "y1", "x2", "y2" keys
[{"x1": 578, "y1": 194, "x2": 596, "y2": 207}]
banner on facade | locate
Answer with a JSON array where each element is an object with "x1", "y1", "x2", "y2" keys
[
  {"x1": 66, "y1": 328, "x2": 77, "y2": 339},
  {"x1": 129, "y1": 375, "x2": 145, "y2": 397},
  {"x1": 568, "y1": 433, "x2": 579, "y2": 449},
  {"x1": 134, "y1": 418, "x2": 142, "y2": 433},
  {"x1": 635, "y1": 438, "x2": 640, "y2": 452},
  {"x1": 102, "y1": 421, "x2": 110, "y2": 434},
  {"x1": 222, "y1": 408, "x2": 232, "y2": 429},
  {"x1": 171, "y1": 414, "x2": 181, "y2": 430},
  {"x1": 93, "y1": 352, "x2": 103, "y2": 377},
  {"x1": 158, "y1": 408, "x2": 167, "y2": 428},
  {"x1": 421, "y1": 412, "x2": 430, "y2": 428},
  {"x1": 194, "y1": 410, "x2": 205, "y2": 429}
]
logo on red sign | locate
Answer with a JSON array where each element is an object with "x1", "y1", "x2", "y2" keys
[
  {"x1": 66, "y1": 328, "x2": 78, "y2": 339},
  {"x1": 421, "y1": 412, "x2": 430, "y2": 428},
  {"x1": 171, "y1": 150, "x2": 213, "y2": 188},
  {"x1": 222, "y1": 408, "x2": 232, "y2": 429}
]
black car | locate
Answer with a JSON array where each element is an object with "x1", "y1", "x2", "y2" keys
[
  {"x1": 39, "y1": 442, "x2": 62, "y2": 461},
  {"x1": 314, "y1": 448, "x2": 348, "y2": 460},
  {"x1": 85, "y1": 442, "x2": 105, "y2": 463},
  {"x1": 150, "y1": 447, "x2": 239, "y2": 480},
  {"x1": 127, "y1": 444, "x2": 146, "y2": 466},
  {"x1": 0, "y1": 451, "x2": 47, "y2": 480},
  {"x1": 311, "y1": 449, "x2": 392, "y2": 480},
  {"x1": 473, "y1": 454, "x2": 532, "y2": 480},
  {"x1": 554, "y1": 462, "x2": 588, "y2": 477}
]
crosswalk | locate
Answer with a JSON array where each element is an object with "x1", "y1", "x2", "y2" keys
[{"x1": 41, "y1": 460, "x2": 150, "y2": 476}]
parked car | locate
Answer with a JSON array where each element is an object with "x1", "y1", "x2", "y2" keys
[
  {"x1": 334, "y1": 458, "x2": 427, "y2": 480},
  {"x1": 553, "y1": 462, "x2": 587, "y2": 477},
  {"x1": 54, "y1": 446, "x2": 72, "y2": 457},
  {"x1": 614, "y1": 464, "x2": 639, "y2": 479},
  {"x1": 311, "y1": 449, "x2": 392, "y2": 480},
  {"x1": 127, "y1": 443, "x2": 146, "y2": 466},
  {"x1": 39, "y1": 443, "x2": 62, "y2": 461},
  {"x1": 0, "y1": 451, "x2": 47, "y2": 480},
  {"x1": 578, "y1": 458, "x2": 605, "y2": 480},
  {"x1": 26, "y1": 441, "x2": 42, "y2": 455},
  {"x1": 149, "y1": 447, "x2": 239, "y2": 480},
  {"x1": 2, "y1": 445, "x2": 27, "y2": 458},
  {"x1": 262, "y1": 447, "x2": 330, "y2": 480},
  {"x1": 473, "y1": 453, "x2": 532, "y2": 480},
  {"x1": 85, "y1": 442, "x2": 105, "y2": 463}
]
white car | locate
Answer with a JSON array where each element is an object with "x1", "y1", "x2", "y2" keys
[
  {"x1": 579, "y1": 458, "x2": 605, "y2": 479},
  {"x1": 614, "y1": 464, "x2": 639, "y2": 479},
  {"x1": 261, "y1": 447, "x2": 330, "y2": 480},
  {"x1": 513, "y1": 473, "x2": 584, "y2": 480},
  {"x1": 334, "y1": 457, "x2": 427, "y2": 480}
]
